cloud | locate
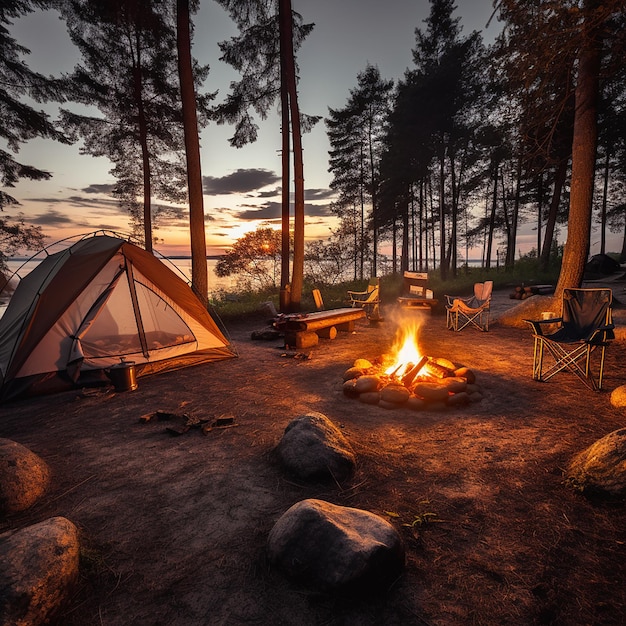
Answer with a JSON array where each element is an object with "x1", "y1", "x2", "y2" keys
[
  {"x1": 81, "y1": 183, "x2": 116, "y2": 194},
  {"x1": 233, "y1": 200, "x2": 332, "y2": 221},
  {"x1": 305, "y1": 188, "x2": 335, "y2": 200},
  {"x1": 29, "y1": 209, "x2": 75, "y2": 226},
  {"x1": 236, "y1": 202, "x2": 281, "y2": 221},
  {"x1": 256, "y1": 187, "x2": 281, "y2": 198},
  {"x1": 203, "y1": 168, "x2": 280, "y2": 194},
  {"x1": 28, "y1": 194, "x2": 121, "y2": 211}
]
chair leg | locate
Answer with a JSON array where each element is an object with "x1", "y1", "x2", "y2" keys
[
  {"x1": 535, "y1": 340, "x2": 604, "y2": 391},
  {"x1": 532, "y1": 336, "x2": 544, "y2": 381}
]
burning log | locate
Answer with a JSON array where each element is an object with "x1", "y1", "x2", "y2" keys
[
  {"x1": 423, "y1": 359, "x2": 454, "y2": 379},
  {"x1": 400, "y1": 356, "x2": 429, "y2": 387}
]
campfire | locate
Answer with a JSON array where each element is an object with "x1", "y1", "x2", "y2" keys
[{"x1": 343, "y1": 321, "x2": 483, "y2": 410}]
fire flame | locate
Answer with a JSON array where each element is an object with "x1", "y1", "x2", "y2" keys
[{"x1": 385, "y1": 322, "x2": 423, "y2": 378}]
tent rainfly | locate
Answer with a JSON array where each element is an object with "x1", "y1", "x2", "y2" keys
[{"x1": 0, "y1": 235, "x2": 236, "y2": 401}]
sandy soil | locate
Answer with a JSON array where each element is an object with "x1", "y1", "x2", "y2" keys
[{"x1": 1, "y1": 284, "x2": 626, "y2": 626}]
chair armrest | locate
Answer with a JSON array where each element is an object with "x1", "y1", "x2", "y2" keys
[
  {"x1": 587, "y1": 323, "x2": 615, "y2": 344},
  {"x1": 523, "y1": 317, "x2": 562, "y2": 336},
  {"x1": 347, "y1": 289, "x2": 368, "y2": 297},
  {"x1": 445, "y1": 294, "x2": 473, "y2": 307}
]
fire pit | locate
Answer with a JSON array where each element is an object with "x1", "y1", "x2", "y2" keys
[{"x1": 342, "y1": 321, "x2": 484, "y2": 410}]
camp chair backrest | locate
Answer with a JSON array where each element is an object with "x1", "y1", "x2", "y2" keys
[
  {"x1": 474, "y1": 281, "x2": 493, "y2": 302},
  {"x1": 403, "y1": 271, "x2": 428, "y2": 297},
  {"x1": 562, "y1": 288, "x2": 612, "y2": 340},
  {"x1": 367, "y1": 277, "x2": 379, "y2": 293}
]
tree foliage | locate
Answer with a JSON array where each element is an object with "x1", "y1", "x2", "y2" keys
[
  {"x1": 58, "y1": 0, "x2": 213, "y2": 250},
  {"x1": 215, "y1": 226, "x2": 283, "y2": 290},
  {"x1": 326, "y1": 64, "x2": 393, "y2": 279},
  {"x1": 0, "y1": 0, "x2": 65, "y2": 265}
]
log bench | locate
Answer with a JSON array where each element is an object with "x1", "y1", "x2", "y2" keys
[
  {"x1": 397, "y1": 296, "x2": 438, "y2": 312},
  {"x1": 281, "y1": 308, "x2": 366, "y2": 349}
]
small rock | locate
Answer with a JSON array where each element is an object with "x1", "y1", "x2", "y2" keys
[
  {"x1": 353, "y1": 358, "x2": 373, "y2": 370},
  {"x1": 343, "y1": 367, "x2": 365, "y2": 381},
  {"x1": 413, "y1": 382, "x2": 449, "y2": 403},
  {"x1": 454, "y1": 367, "x2": 476, "y2": 384},
  {"x1": 0, "y1": 439, "x2": 51, "y2": 515},
  {"x1": 354, "y1": 375, "x2": 382, "y2": 394},
  {"x1": 379, "y1": 400, "x2": 401, "y2": 410},
  {"x1": 380, "y1": 385, "x2": 410, "y2": 404},
  {"x1": 610, "y1": 385, "x2": 626, "y2": 408},
  {"x1": 436, "y1": 377, "x2": 467, "y2": 393},
  {"x1": 406, "y1": 396, "x2": 426, "y2": 411},
  {"x1": 469, "y1": 391, "x2": 483, "y2": 403},
  {"x1": 447, "y1": 391, "x2": 470, "y2": 407},
  {"x1": 343, "y1": 379, "x2": 360, "y2": 397},
  {"x1": 358, "y1": 392, "x2": 380, "y2": 405}
]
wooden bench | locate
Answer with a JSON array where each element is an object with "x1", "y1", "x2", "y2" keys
[
  {"x1": 397, "y1": 296, "x2": 438, "y2": 311},
  {"x1": 282, "y1": 308, "x2": 366, "y2": 349}
]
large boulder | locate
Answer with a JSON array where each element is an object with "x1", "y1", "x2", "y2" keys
[
  {"x1": 566, "y1": 428, "x2": 626, "y2": 497},
  {"x1": 497, "y1": 294, "x2": 559, "y2": 329},
  {"x1": 0, "y1": 439, "x2": 51, "y2": 514},
  {"x1": 275, "y1": 412, "x2": 356, "y2": 481},
  {"x1": 0, "y1": 517, "x2": 80, "y2": 626},
  {"x1": 267, "y1": 499, "x2": 405, "y2": 591}
]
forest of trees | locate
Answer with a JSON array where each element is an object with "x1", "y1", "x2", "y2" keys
[
  {"x1": 327, "y1": 0, "x2": 626, "y2": 295},
  {"x1": 2, "y1": 0, "x2": 626, "y2": 306}
]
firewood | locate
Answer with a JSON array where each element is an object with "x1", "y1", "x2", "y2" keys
[
  {"x1": 401, "y1": 356, "x2": 429, "y2": 386},
  {"x1": 424, "y1": 360, "x2": 453, "y2": 378}
]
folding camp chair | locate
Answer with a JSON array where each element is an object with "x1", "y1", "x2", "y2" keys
[
  {"x1": 525, "y1": 288, "x2": 614, "y2": 391},
  {"x1": 347, "y1": 277, "x2": 381, "y2": 319},
  {"x1": 445, "y1": 281, "x2": 493, "y2": 331}
]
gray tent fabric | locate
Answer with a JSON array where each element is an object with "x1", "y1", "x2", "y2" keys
[{"x1": 0, "y1": 235, "x2": 236, "y2": 400}]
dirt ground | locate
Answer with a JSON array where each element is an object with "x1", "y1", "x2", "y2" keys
[{"x1": 1, "y1": 285, "x2": 626, "y2": 626}]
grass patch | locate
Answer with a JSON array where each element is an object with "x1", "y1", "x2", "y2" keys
[{"x1": 210, "y1": 259, "x2": 561, "y2": 321}]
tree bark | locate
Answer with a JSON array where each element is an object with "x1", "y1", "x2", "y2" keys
[
  {"x1": 555, "y1": 0, "x2": 602, "y2": 297},
  {"x1": 279, "y1": 0, "x2": 303, "y2": 312},
  {"x1": 540, "y1": 157, "x2": 568, "y2": 271},
  {"x1": 279, "y1": 5, "x2": 291, "y2": 313},
  {"x1": 177, "y1": 0, "x2": 208, "y2": 304},
  {"x1": 438, "y1": 147, "x2": 447, "y2": 280},
  {"x1": 131, "y1": 33, "x2": 152, "y2": 253}
]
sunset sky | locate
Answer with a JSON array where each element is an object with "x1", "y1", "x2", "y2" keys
[{"x1": 7, "y1": 1, "x2": 585, "y2": 260}]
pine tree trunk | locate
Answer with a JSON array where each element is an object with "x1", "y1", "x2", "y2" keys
[
  {"x1": 600, "y1": 149, "x2": 610, "y2": 255},
  {"x1": 279, "y1": 14, "x2": 291, "y2": 313},
  {"x1": 177, "y1": 0, "x2": 208, "y2": 304},
  {"x1": 485, "y1": 169, "x2": 498, "y2": 270},
  {"x1": 132, "y1": 40, "x2": 152, "y2": 253},
  {"x1": 279, "y1": 0, "x2": 304, "y2": 311},
  {"x1": 555, "y1": 1, "x2": 601, "y2": 297},
  {"x1": 540, "y1": 157, "x2": 568, "y2": 271},
  {"x1": 438, "y1": 149, "x2": 447, "y2": 280}
]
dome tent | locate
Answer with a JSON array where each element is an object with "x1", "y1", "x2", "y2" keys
[{"x1": 0, "y1": 233, "x2": 236, "y2": 401}]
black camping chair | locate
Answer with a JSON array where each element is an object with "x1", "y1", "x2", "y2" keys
[{"x1": 525, "y1": 288, "x2": 614, "y2": 391}]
